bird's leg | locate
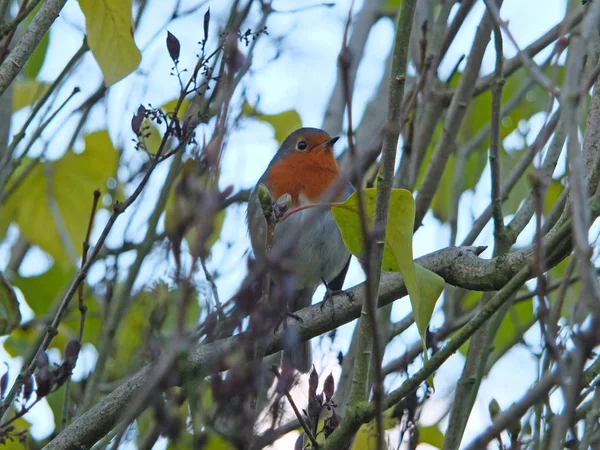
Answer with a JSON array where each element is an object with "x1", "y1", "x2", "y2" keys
[
  {"x1": 320, "y1": 277, "x2": 348, "y2": 311},
  {"x1": 274, "y1": 305, "x2": 303, "y2": 334}
]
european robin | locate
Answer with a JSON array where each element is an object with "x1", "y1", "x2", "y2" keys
[{"x1": 247, "y1": 127, "x2": 353, "y2": 373}]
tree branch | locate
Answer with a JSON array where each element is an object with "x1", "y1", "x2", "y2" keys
[{"x1": 0, "y1": 0, "x2": 68, "y2": 97}]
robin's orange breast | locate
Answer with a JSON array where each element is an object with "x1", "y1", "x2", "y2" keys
[{"x1": 266, "y1": 149, "x2": 343, "y2": 205}]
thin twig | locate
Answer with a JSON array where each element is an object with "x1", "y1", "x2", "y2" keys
[
  {"x1": 0, "y1": 0, "x2": 44, "y2": 40},
  {"x1": 489, "y1": 25, "x2": 505, "y2": 241},
  {"x1": 78, "y1": 189, "x2": 100, "y2": 341},
  {"x1": 461, "y1": 109, "x2": 561, "y2": 246},
  {"x1": 0, "y1": 0, "x2": 30, "y2": 62},
  {"x1": 0, "y1": 40, "x2": 88, "y2": 189},
  {"x1": 57, "y1": 189, "x2": 100, "y2": 431},
  {"x1": 271, "y1": 368, "x2": 319, "y2": 448},
  {"x1": 471, "y1": 6, "x2": 584, "y2": 98},
  {"x1": 482, "y1": 0, "x2": 559, "y2": 97},
  {"x1": 201, "y1": 258, "x2": 224, "y2": 319},
  {"x1": 414, "y1": 0, "x2": 505, "y2": 229}
]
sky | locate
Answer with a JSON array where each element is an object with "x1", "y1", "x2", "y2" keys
[{"x1": 0, "y1": 0, "x2": 580, "y2": 448}]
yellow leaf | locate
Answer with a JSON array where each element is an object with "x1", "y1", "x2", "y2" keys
[
  {"x1": 545, "y1": 178, "x2": 565, "y2": 215},
  {"x1": 382, "y1": 0, "x2": 403, "y2": 15},
  {"x1": 142, "y1": 98, "x2": 190, "y2": 155},
  {"x1": 202, "y1": 434, "x2": 234, "y2": 450},
  {"x1": 414, "y1": 264, "x2": 445, "y2": 351},
  {"x1": 3, "y1": 131, "x2": 119, "y2": 263},
  {"x1": 0, "y1": 272, "x2": 21, "y2": 336},
  {"x1": 13, "y1": 80, "x2": 50, "y2": 111},
  {"x1": 419, "y1": 424, "x2": 445, "y2": 448},
  {"x1": 331, "y1": 189, "x2": 445, "y2": 380},
  {"x1": 351, "y1": 409, "x2": 397, "y2": 450},
  {"x1": 162, "y1": 98, "x2": 190, "y2": 116},
  {"x1": 242, "y1": 103, "x2": 302, "y2": 143},
  {"x1": 78, "y1": 0, "x2": 141, "y2": 86},
  {"x1": 0, "y1": 417, "x2": 31, "y2": 449}
]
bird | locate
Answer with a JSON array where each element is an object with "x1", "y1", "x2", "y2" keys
[{"x1": 247, "y1": 127, "x2": 353, "y2": 373}]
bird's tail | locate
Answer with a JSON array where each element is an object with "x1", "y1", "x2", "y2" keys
[
  {"x1": 283, "y1": 340, "x2": 312, "y2": 373},
  {"x1": 283, "y1": 287, "x2": 314, "y2": 373}
]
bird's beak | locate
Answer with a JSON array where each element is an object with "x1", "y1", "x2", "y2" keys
[{"x1": 324, "y1": 136, "x2": 339, "y2": 147}]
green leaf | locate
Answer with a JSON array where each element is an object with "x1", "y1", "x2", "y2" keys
[
  {"x1": 414, "y1": 264, "x2": 445, "y2": 346},
  {"x1": 492, "y1": 297, "x2": 534, "y2": 361},
  {"x1": 13, "y1": 80, "x2": 50, "y2": 111},
  {"x1": 351, "y1": 409, "x2": 397, "y2": 450},
  {"x1": 0, "y1": 417, "x2": 31, "y2": 449},
  {"x1": 416, "y1": 66, "x2": 567, "y2": 223},
  {"x1": 23, "y1": 2, "x2": 49, "y2": 79},
  {"x1": 458, "y1": 292, "x2": 534, "y2": 365},
  {"x1": 62, "y1": 296, "x2": 102, "y2": 346},
  {"x1": 195, "y1": 434, "x2": 233, "y2": 450},
  {"x1": 13, "y1": 264, "x2": 101, "y2": 346},
  {"x1": 419, "y1": 425, "x2": 445, "y2": 448},
  {"x1": 381, "y1": 0, "x2": 403, "y2": 15},
  {"x1": 429, "y1": 150, "x2": 488, "y2": 222},
  {"x1": 161, "y1": 98, "x2": 190, "y2": 115},
  {"x1": 78, "y1": 0, "x2": 142, "y2": 86},
  {"x1": 414, "y1": 122, "x2": 488, "y2": 223},
  {"x1": 166, "y1": 433, "x2": 193, "y2": 450},
  {"x1": 453, "y1": 67, "x2": 563, "y2": 152},
  {"x1": 107, "y1": 283, "x2": 200, "y2": 380},
  {"x1": 545, "y1": 178, "x2": 565, "y2": 215},
  {"x1": 46, "y1": 384, "x2": 67, "y2": 430},
  {"x1": 548, "y1": 256, "x2": 579, "y2": 318},
  {"x1": 331, "y1": 189, "x2": 444, "y2": 362},
  {"x1": 107, "y1": 290, "x2": 154, "y2": 380},
  {"x1": 242, "y1": 103, "x2": 302, "y2": 143},
  {"x1": 352, "y1": 422, "x2": 388, "y2": 450},
  {"x1": 2, "y1": 131, "x2": 119, "y2": 263},
  {"x1": 0, "y1": 272, "x2": 21, "y2": 336},
  {"x1": 141, "y1": 99, "x2": 190, "y2": 155},
  {"x1": 14, "y1": 264, "x2": 75, "y2": 316},
  {"x1": 501, "y1": 146, "x2": 530, "y2": 215}
]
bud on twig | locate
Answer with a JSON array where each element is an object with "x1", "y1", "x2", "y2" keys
[
  {"x1": 274, "y1": 193, "x2": 292, "y2": 219},
  {"x1": 131, "y1": 105, "x2": 146, "y2": 136},
  {"x1": 166, "y1": 31, "x2": 181, "y2": 63},
  {"x1": 308, "y1": 366, "x2": 318, "y2": 397},
  {"x1": 257, "y1": 183, "x2": 273, "y2": 211},
  {"x1": 488, "y1": 398, "x2": 501, "y2": 419},
  {"x1": 203, "y1": 8, "x2": 210, "y2": 43},
  {"x1": 508, "y1": 419, "x2": 522, "y2": 439},
  {"x1": 323, "y1": 372, "x2": 335, "y2": 401}
]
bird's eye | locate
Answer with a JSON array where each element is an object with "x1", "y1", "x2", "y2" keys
[{"x1": 297, "y1": 141, "x2": 307, "y2": 151}]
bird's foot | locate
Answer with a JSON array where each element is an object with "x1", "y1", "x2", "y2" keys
[
  {"x1": 274, "y1": 311, "x2": 303, "y2": 334},
  {"x1": 320, "y1": 278, "x2": 348, "y2": 311},
  {"x1": 285, "y1": 311, "x2": 303, "y2": 323}
]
